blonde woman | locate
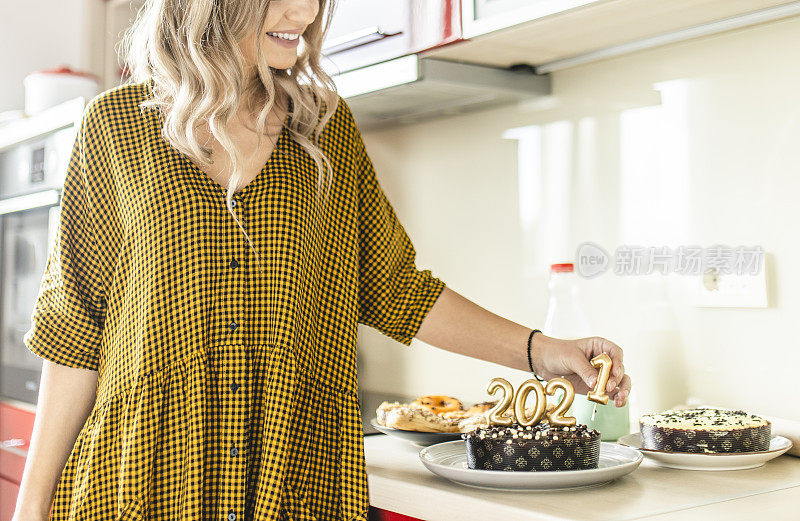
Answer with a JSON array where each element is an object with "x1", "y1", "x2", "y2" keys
[{"x1": 13, "y1": 0, "x2": 631, "y2": 519}]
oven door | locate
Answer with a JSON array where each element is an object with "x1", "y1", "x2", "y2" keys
[{"x1": 0, "y1": 190, "x2": 61, "y2": 403}]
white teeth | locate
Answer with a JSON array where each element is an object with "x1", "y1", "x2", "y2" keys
[{"x1": 267, "y1": 32, "x2": 299, "y2": 41}]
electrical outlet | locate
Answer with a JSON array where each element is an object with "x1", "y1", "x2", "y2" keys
[{"x1": 690, "y1": 253, "x2": 768, "y2": 308}]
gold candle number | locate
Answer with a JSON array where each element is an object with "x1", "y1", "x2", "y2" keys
[
  {"x1": 587, "y1": 353, "x2": 612, "y2": 405},
  {"x1": 485, "y1": 376, "x2": 575, "y2": 427},
  {"x1": 513, "y1": 379, "x2": 547, "y2": 427},
  {"x1": 587, "y1": 352, "x2": 613, "y2": 420},
  {"x1": 486, "y1": 377, "x2": 514, "y2": 425},
  {"x1": 544, "y1": 377, "x2": 577, "y2": 427}
]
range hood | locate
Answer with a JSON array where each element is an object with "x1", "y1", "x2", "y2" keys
[{"x1": 330, "y1": 55, "x2": 550, "y2": 131}]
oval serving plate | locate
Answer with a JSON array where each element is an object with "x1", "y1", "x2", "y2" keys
[
  {"x1": 418, "y1": 440, "x2": 642, "y2": 491},
  {"x1": 370, "y1": 418, "x2": 463, "y2": 447},
  {"x1": 617, "y1": 433, "x2": 792, "y2": 471}
]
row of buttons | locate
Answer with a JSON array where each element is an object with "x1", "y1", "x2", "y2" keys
[
  {"x1": 227, "y1": 195, "x2": 243, "y2": 521},
  {"x1": 227, "y1": 369, "x2": 243, "y2": 521}
]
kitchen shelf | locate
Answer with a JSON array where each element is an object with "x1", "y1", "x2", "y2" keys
[{"x1": 0, "y1": 97, "x2": 84, "y2": 152}]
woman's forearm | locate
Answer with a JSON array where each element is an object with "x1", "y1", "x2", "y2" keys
[
  {"x1": 415, "y1": 287, "x2": 532, "y2": 372},
  {"x1": 415, "y1": 286, "x2": 631, "y2": 404},
  {"x1": 13, "y1": 361, "x2": 98, "y2": 520}
]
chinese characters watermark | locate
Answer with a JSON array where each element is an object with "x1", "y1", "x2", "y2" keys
[{"x1": 575, "y1": 242, "x2": 763, "y2": 278}]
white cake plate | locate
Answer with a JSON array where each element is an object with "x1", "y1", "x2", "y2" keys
[
  {"x1": 419, "y1": 440, "x2": 642, "y2": 491},
  {"x1": 617, "y1": 433, "x2": 792, "y2": 471}
]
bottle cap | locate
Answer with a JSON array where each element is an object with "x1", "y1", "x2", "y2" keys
[{"x1": 550, "y1": 263, "x2": 574, "y2": 273}]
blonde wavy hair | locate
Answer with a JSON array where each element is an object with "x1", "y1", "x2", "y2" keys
[{"x1": 118, "y1": 0, "x2": 340, "y2": 273}]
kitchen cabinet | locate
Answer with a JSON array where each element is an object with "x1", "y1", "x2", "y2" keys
[
  {"x1": 321, "y1": 0, "x2": 460, "y2": 76},
  {"x1": 322, "y1": 0, "x2": 405, "y2": 74},
  {"x1": 321, "y1": 0, "x2": 551, "y2": 131},
  {"x1": 368, "y1": 508, "x2": 424, "y2": 521},
  {"x1": 0, "y1": 477, "x2": 21, "y2": 521},
  {"x1": 327, "y1": 0, "x2": 800, "y2": 129},
  {"x1": 72, "y1": 0, "x2": 800, "y2": 92},
  {"x1": 0, "y1": 400, "x2": 35, "y2": 518},
  {"x1": 462, "y1": 0, "x2": 600, "y2": 39},
  {"x1": 428, "y1": 0, "x2": 800, "y2": 71}
]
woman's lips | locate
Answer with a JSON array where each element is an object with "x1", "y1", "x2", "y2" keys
[{"x1": 266, "y1": 33, "x2": 300, "y2": 47}]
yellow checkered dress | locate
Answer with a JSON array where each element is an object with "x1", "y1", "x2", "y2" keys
[{"x1": 24, "y1": 80, "x2": 446, "y2": 520}]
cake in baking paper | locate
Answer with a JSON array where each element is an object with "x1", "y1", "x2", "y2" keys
[
  {"x1": 462, "y1": 421, "x2": 601, "y2": 471},
  {"x1": 639, "y1": 407, "x2": 771, "y2": 453}
]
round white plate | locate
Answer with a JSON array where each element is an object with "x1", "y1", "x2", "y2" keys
[
  {"x1": 370, "y1": 418, "x2": 463, "y2": 447},
  {"x1": 617, "y1": 433, "x2": 792, "y2": 471},
  {"x1": 418, "y1": 440, "x2": 642, "y2": 491}
]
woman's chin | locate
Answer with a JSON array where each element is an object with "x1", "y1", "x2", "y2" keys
[{"x1": 263, "y1": 53, "x2": 297, "y2": 70}]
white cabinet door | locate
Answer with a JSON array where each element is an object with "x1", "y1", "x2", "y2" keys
[{"x1": 463, "y1": 0, "x2": 601, "y2": 39}]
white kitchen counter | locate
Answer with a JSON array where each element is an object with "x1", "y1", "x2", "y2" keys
[{"x1": 364, "y1": 434, "x2": 800, "y2": 521}]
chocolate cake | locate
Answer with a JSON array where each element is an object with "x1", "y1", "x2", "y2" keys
[
  {"x1": 462, "y1": 421, "x2": 601, "y2": 471},
  {"x1": 639, "y1": 407, "x2": 771, "y2": 453}
]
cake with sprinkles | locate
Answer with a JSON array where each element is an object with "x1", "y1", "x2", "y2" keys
[
  {"x1": 639, "y1": 407, "x2": 771, "y2": 453},
  {"x1": 462, "y1": 421, "x2": 601, "y2": 471}
]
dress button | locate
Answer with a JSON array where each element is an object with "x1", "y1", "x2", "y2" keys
[
  {"x1": 231, "y1": 199, "x2": 237, "y2": 208},
  {"x1": 230, "y1": 446, "x2": 239, "y2": 457},
  {"x1": 230, "y1": 381, "x2": 240, "y2": 392},
  {"x1": 230, "y1": 258, "x2": 239, "y2": 269},
  {"x1": 228, "y1": 510, "x2": 237, "y2": 521},
  {"x1": 228, "y1": 320, "x2": 238, "y2": 331}
]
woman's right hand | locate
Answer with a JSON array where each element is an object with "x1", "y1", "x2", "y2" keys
[{"x1": 529, "y1": 332, "x2": 631, "y2": 406}]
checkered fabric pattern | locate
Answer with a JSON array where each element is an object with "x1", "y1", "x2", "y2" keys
[{"x1": 23, "y1": 80, "x2": 446, "y2": 520}]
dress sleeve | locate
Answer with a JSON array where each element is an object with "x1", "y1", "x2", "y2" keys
[
  {"x1": 23, "y1": 101, "x2": 109, "y2": 370},
  {"x1": 343, "y1": 100, "x2": 447, "y2": 345}
]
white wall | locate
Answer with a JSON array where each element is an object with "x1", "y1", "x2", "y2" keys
[
  {"x1": 0, "y1": 0, "x2": 103, "y2": 113},
  {"x1": 356, "y1": 15, "x2": 800, "y2": 422}
]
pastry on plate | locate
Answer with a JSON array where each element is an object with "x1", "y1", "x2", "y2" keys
[
  {"x1": 466, "y1": 400, "x2": 496, "y2": 415},
  {"x1": 375, "y1": 396, "x2": 499, "y2": 433},
  {"x1": 410, "y1": 395, "x2": 463, "y2": 415},
  {"x1": 377, "y1": 402, "x2": 461, "y2": 433},
  {"x1": 456, "y1": 412, "x2": 490, "y2": 433}
]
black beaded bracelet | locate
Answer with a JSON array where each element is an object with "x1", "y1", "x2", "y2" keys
[{"x1": 526, "y1": 329, "x2": 546, "y2": 382}]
